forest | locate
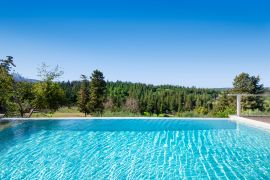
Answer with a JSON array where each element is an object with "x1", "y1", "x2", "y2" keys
[{"x1": 0, "y1": 56, "x2": 268, "y2": 118}]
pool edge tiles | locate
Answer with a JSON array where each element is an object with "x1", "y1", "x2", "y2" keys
[
  {"x1": 1, "y1": 117, "x2": 229, "y2": 121},
  {"x1": 0, "y1": 119, "x2": 237, "y2": 132}
]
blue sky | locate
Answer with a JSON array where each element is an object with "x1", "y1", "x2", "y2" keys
[{"x1": 0, "y1": 0, "x2": 270, "y2": 87}]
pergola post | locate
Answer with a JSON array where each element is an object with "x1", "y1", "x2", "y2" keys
[
  {"x1": 236, "y1": 94, "x2": 241, "y2": 116},
  {"x1": 228, "y1": 93, "x2": 270, "y2": 117}
]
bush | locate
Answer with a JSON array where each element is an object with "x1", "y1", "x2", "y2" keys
[
  {"x1": 212, "y1": 107, "x2": 235, "y2": 118},
  {"x1": 101, "y1": 110, "x2": 142, "y2": 117},
  {"x1": 195, "y1": 107, "x2": 209, "y2": 115}
]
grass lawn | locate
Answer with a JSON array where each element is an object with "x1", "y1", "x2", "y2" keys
[
  {"x1": 29, "y1": 107, "x2": 216, "y2": 118},
  {"x1": 31, "y1": 107, "x2": 90, "y2": 118}
]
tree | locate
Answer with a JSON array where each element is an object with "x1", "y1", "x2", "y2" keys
[
  {"x1": 60, "y1": 80, "x2": 219, "y2": 117},
  {"x1": 212, "y1": 91, "x2": 235, "y2": 117},
  {"x1": 104, "y1": 98, "x2": 114, "y2": 110},
  {"x1": 125, "y1": 98, "x2": 139, "y2": 113},
  {"x1": 195, "y1": 107, "x2": 208, "y2": 115},
  {"x1": 1, "y1": 57, "x2": 38, "y2": 117},
  {"x1": 232, "y1": 73, "x2": 264, "y2": 111},
  {"x1": 0, "y1": 56, "x2": 16, "y2": 115},
  {"x1": 37, "y1": 63, "x2": 63, "y2": 81},
  {"x1": 0, "y1": 56, "x2": 15, "y2": 72},
  {"x1": 33, "y1": 81, "x2": 65, "y2": 112},
  {"x1": 77, "y1": 75, "x2": 90, "y2": 116},
  {"x1": 33, "y1": 63, "x2": 65, "y2": 113},
  {"x1": 88, "y1": 70, "x2": 107, "y2": 114},
  {"x1": 12, "y1": 82, "x2": 35, "y2": 117}
]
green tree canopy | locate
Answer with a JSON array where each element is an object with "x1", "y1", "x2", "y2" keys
[
  {"x1": 77, "y1": 75, "x2": 90, "y2": 116},
  {"x1": 12, "y1": 82, "x2": 35, "y2": 117},
  {"x1": 33, "y1": 81, "x2": 65, "y2": 112},
  {"x1": 0, "y1": 56, "x2": 15, "y2": 72},
  {"x1": 33, "y1": 63, "x2": 65, "y2": 113},
  {"x1": 88, "y1": 70, "x2": 107, "y2": 114},
  {"x1": 232, "y1": 72, "x2": 264, "y2": 111},
  {"x1": 233, "y1": 73, "x2": 264, "y2": 94},
  {"x1": 0, "y1": 56, "x2": 16, "y2": 115}
]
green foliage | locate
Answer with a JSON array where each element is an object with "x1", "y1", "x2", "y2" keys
[
  {"x1": 264, "y1": 97, "x2": 270, "y2": 112},
  {"x1": 12, "y1": 82, "x2": 35, "y2": 117},
  {"x1": 212, "y1": 107, "x2": 235, "y2": 118},
  {"x1": 58, "y1": 80, "x2": 221, "y2": 117},
  {"x1": 31, "y1": 63, "x2": 66, "y2": 113},
  {"x1": 106, "y1": 81, "x2": 218, "y2": 116},
  {"x1": 0, "y1": 56, "x2": 15, "y2": 72},
  {"x1": 2, "y1": 58, "x2": 268, "y2": 118},
  {"x1": 0, "y1": 56, "x2": 36, "y2": 117},
  {"x1": 176, "y1": 111, "x2": 200, "y2": 117},
  {"x1": 212, "y1": 91, "x2": 236, "y2": 117},
  {"x1": 211, "y1": 72, "x2": 265, "y2": 117},
  {"x1": 101, "y1": 110, "x2": 142, "y2": 117},
  {"x1": 232, "y1": 72, "x2": 264, "y2": 111},
  {"x1": 0, "y1": 67, "x2": 12, "y2": 113},
  {"x1": 0, "y1": 56, "x2": 15, "y2": 114},
  {"x1": 195, "y1": 107, "x2": 209, "y2": 115},
  {"x1": 33, "y1": 81, "x2": 65, "y2": 112},
  {"x1": 59, "y1": 80, "x2": 81, "y2": 106},
  {"x1": 233, "y1": 73, "x2": 264, "y2": 94},
  {"x1": 242, "y1": 97, "x2": 270, "y2": 116},
  {"x1": 143, "y1": 112, "x2": 151, "y2": 116},
  {"x1": 88, "y1": 70, "x2": 107, "y2": 114},
  {"x1": 77, "y1": 75, "x2": 90, "y2": 116}
]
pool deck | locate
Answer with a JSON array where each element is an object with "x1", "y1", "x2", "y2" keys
[
  {"x1": 230, "y1": 115, "x2": 270, "y2": 131},
  {"x1": 242, "y1": 116, "x2": 270, "y2": 124}
]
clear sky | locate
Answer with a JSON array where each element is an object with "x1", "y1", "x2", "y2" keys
[{"x1": 0, "y1": 0, "x2": 270, "y2": 88}]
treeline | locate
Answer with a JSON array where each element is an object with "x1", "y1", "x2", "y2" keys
[
  {"x1": 0, "y1": 56, "x2": 267, "y2": 118},
  {"x1": 59, "y1": 72, "x2": 266, "y2": 117},
  {"x1": 60, "y1": 81, "x2": 219, "y2": 116}
]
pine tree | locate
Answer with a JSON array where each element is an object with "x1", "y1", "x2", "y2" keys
[
  {"x1": 77, "y1": 75, "x2": 90, "y2": 116},
  {"x1": 232, "y1": 73, "x2": 264, "y2": 111},
  {"x1": 88, "y1": 70, "x2": 107, "y2": 115}
]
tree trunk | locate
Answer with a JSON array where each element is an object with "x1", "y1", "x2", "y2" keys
[
  {"x1": 12, "y1": 82, "x2": 24, "y2": 117},
  {"x1": 28, "y1": 108, "x2": 35, "y2": 118}
]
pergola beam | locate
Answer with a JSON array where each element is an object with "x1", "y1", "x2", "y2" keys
[{"x1": 228, "y1": 94, "x2": 270, "y2": 97}]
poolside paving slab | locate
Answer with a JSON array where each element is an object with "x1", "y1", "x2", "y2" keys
[
  {"x1": 243, "y1": 116, "x2": 270, "y2": 124},
  {"x1": 230, "y1": 115, "x2": 270, "y2": 131}
]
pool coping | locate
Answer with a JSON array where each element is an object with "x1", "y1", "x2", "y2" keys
[
  {"x1": 230, "y1": 115, "x2": 270, "y2": 131},
  {"x1": 1, "y1": 117, "x2": 228, "y2": 121}
]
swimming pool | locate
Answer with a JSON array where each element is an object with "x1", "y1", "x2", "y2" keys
[{"x1": 0, "y1": 118, "x2": 269, "y2": 179}]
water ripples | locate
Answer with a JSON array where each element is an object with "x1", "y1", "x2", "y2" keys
[{"x1": 0, "y1": 120, "x2": 270, "y2": 179}]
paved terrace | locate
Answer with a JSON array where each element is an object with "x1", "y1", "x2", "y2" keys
[
  {"x1": 230, "y1": 115, "x2": 270, "y2": 131},
  {"x1": 242, "y1": 116, "x2": 270, "y2": 124}
]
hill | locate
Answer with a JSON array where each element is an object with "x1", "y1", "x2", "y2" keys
[{"x1": 12, "y1": 73, "x2": 39, "y2": 83}]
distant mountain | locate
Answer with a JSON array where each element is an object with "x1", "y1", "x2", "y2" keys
[{"x1": 12, "y1": 73, "x2": 39, "y2": 83}]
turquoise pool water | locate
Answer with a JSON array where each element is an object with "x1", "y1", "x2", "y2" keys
[{"x1": 0, "y1": 119, "x2": 269, "y2": 179}]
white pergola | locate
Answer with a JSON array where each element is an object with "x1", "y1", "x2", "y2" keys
[{"x1": 228, "y1": 94, "x2": 270, "y2": 116}]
